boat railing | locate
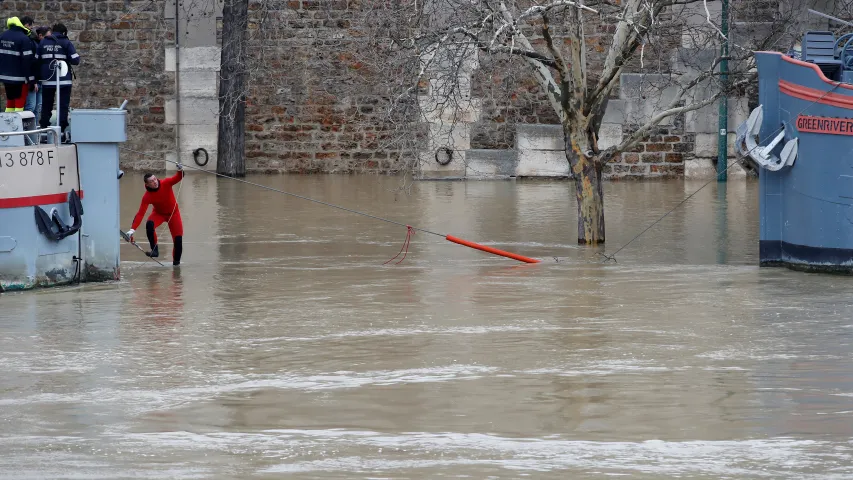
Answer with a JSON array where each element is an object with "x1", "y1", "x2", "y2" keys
[{"x1": 0, "y1": 127, "x2": 62, "y2": 147}]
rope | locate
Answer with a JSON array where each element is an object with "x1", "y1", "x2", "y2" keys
[
  {"x1": 598, "y1": 81, "x2": 844, "y2": 263},
  {"x1": 165, "y1": 169, "x2": 183, "y2": 225},
  {"x1": 119, "y1": 147, "x2": 448, "y2": 239},
  {"x1": 384, "y1": 225, "x2": 416, "y2": 264},
  {"x1": 597, "y1": 157, "x2": 740, "y2": 263}
]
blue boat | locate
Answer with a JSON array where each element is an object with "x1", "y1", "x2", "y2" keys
[{"x1": 737, "y1": 12, "x2": 853, "y2": 273}]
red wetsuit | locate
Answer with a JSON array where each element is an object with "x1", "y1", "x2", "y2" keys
[{"x1": 131, "y1": 171, "x2": 185, "y2": 248}]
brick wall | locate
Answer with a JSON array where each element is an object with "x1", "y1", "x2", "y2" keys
[
  {"x1": 0, "y1": 1, "x2": 174, "y2": 171},
  {"x1": 241, "y1": 1, "x2": 410, "y2": 173},
  {"x1": 0, "y1": 1, "x2": 763, "y2": 177},
  {"x1": 607, "y1": 124, "x2": 694, "y2": 179}
]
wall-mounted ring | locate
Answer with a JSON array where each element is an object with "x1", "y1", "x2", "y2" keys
[
  {"x1": 192, "y1": 147, "x2": 209, "y2": 167},
  {"x1": 435, "y1": 146, "x2": 453, "y2": 165}
]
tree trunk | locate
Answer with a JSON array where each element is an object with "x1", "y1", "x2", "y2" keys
[
  {"x1": 217, "y1": 0, "x2": 249, "y2": 177},
  {"x1": 565, "y1": 125, "x2": 606, "y2": 245},
  {"x1": 572, "y1": 156, "x2": 605, "y2": 245}
]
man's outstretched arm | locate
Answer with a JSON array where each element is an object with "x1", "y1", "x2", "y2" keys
[
  {"x1": 161, "y1": 165, "x2": 185, "y2": 188},
  {"x1": 127, "y1": 195, "x2": 151, "y2": 237}
]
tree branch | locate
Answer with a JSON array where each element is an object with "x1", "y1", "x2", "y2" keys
[
  {"x1": 497, "y1": 1, "x2": 566, "y2": 124},
  {"x1": 587, "y1": 0, "x2": 655, "y2": 114},
  {"x1": 455, "y1": 27, "x2": 558, "y2": 67},
  {"x1": 492, "y1": 0, "x2": 599, "y2": 43},
  {"x1": 613, "y1": 57, "x2": 737, "y2": 154},
  {"x1": 585, "y1": 0, "x2": 709, "y2": 117},
  {"x1": 541, "y1": 13, "x2": 571, "y2": 115},
  {"x1": 517, "y1": 0, "x2": 599, "y2": 21}
]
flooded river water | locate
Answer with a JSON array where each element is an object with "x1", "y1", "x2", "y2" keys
[{"x1": 2, "y1": 174, "x2": 853, "y2": 478}]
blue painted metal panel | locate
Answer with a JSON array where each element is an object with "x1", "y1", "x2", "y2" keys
[
  {"x1": 76, "y1": 143, "x2": 121, "y2": 281},
  {"x1": 72, "y1": 109, "x2": 127, "y2": 283},
  {"x1": 756, "y1": 53, "x2": 783, "y2": 259},
  {"x1": 70, "y1": 109, "x2": 127, "y2": 144}
]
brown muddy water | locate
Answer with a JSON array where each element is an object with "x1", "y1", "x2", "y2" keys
[{"x1": 2, "y1": 174, "x2": 853, "y2": 479}]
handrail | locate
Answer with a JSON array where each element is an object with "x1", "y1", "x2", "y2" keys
[
  {"x1": 809, "y1": 9, "x2": 853, "y2": 28},
  {"x1": 835, "y1": 33, "x2": 853, "y2": 57},
  {"x1": 0, "y1": 128, "x2": 61, "y2": 147},
  {"x1": 842, "y1": 36, "x2": 853, "y2": 70}
]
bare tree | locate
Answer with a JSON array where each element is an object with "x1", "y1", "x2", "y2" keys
[{"x1": 363, "y1": 0, "x2": 798, "y2": 244}]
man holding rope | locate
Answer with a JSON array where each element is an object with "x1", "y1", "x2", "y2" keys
[{"x1": 126, "y1": 164, "x2": 185, "y2": 266}]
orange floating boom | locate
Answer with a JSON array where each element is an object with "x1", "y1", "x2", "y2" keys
[{"x1": 445, "y1": 235, "x2": 540, "y2": 264}]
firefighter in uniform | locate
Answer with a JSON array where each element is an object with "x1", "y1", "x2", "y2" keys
[
  {"x1": 0, "y1": 16, "x2": 36, "y2": 112},
  {"x1": 37, "y1": 22, "x2": 79, "y2": 143}
]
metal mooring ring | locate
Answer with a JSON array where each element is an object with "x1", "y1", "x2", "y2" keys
[
  {"x1": 193, "y1": 147, "x2": 209, "y2": 167},
  {"x1": 435, "y1": 146, "x2": 453, "y2": 165}
]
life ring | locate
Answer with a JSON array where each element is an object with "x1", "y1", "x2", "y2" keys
[{"x1": 435, "y1": 146, "x2": 453, "y2": 165}]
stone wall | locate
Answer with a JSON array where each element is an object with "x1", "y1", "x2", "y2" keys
[
  {"x1": 0, "y1": 1, "x2": 174, "y2": 171},
  {"x1": 0, "y1": 0, "x2": 407, "y2": 173},
  {"x1": 241, "y1": 1, "x2": 408, "y2": 174},
  {"x1": 0, "y1": 0, "x2": 795, "y2": 178},
  {"x1": 609, "y1": 125, "x2": 692, "y2": 178}
]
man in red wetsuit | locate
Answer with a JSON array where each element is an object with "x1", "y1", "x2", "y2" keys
[{"x1": 126, "y1": 164, "x2": 184, "y2": 266}]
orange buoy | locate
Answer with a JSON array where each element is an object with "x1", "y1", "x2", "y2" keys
[{"x1": 445, "y1": 235, "x2": 540, "y2": 264}]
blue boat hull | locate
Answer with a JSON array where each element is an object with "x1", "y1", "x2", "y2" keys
[{"x1": 749, "y1": 51, "x2": 853, "y2": 273}]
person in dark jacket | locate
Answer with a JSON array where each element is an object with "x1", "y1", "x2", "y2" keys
[
  {"x1": 24, "y1": 24, "x2": 48, "y2": 122},
  {"x1": 0, "y1": 16, "x2": 36, "y2": 112},
  {"x1": 37, "y1": 22, "x2": 78, "y2": 142}
]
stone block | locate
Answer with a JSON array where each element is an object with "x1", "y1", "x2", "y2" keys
[
  {"x1": 684, "y1": 158, "x2": 717, "y2": 179},
  {"x1": 417, "y1": 152, "x2": 466, "y2": 179},
  {"x1": 165, "y1": 0, "x2": 224, "y2": 20},
  {"x1": 729, "y1": 161, "x2": 747, "y2": 177},
  {"x1": 465, "y1": 149, "x2": 517, "y2": 179},
  {"x1": 730, "y1": 96, "x2": 749, "y2": 130},
  {"x1": 165, "y1": 46, "x2": 221, "y2": 72},
  {"x1": 731, "y1": 22, "x2": 777, "y2": 50},
  {"x1": 601, "y1": 99, "x2": 627, "y2": 124},
  {"x1": 684, "y1": 157, "x2": 747, "y2": 179},
  {"x1": 417, "y1": 96, "x2": 481, "y2": 124},
  {"x1": 516, "y1": 149, "x2": 570, "y2": 177},
  {"x1": 598, "y1": 123, "x2": 622, "y2": 150},
  {"x1": 619, "y1": 74, "x2": 679, "y2": 126},
  {"x1": 694, "y1": 133, "x2": 717, "y2": 157},
  {"x1": 677, "y1": 0, "x2": 720, "y2": 49},
  {"x1": 676, "y1": 1, "x2": 720, "y2": 26},
  {"x1": 178, "y1": 123, "x2": 218, "y2": 160},
  {"x1": 515, "y1": 124, "x2": 563, "y2": 151},
  {"x1": 419, "y1": 122, "x2": 471, "y2": 177},
  {"x1": 686, "y1": 97, "x2": 749, "y2": 134},
  {"x1": 694, "y1": 132, "x2": 738, "y2": 157},
  {"x1": 674, "y1": 47, "x2": 719, "y2": 72},
  {"x1": 181, "y1": 16, "x2": 218, "y2": 48},
  {"x1": 178, "y1": 71, "x2": 218, "y2": 97},
  {"x1": 165, "y1": 97, "x2": 219, "y2": 125}
]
